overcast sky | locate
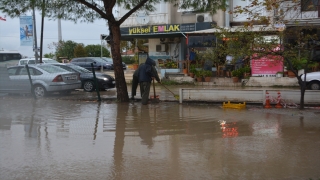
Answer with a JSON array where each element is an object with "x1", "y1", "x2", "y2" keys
[{"x1": 0, "y1": 12, "x2": 109, "y2": 58}]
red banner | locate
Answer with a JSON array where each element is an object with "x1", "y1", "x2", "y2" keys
[{"x1": 251, "y1": 55, "x2": 283, "y2": 77}]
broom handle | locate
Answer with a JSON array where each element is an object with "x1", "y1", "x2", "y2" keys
[
  {"x1": 160, "y1": 83, "x2": 176, "y2": 96},
  {"x1": 153, "y1": 79, "x2": 156, "y2": 97}
]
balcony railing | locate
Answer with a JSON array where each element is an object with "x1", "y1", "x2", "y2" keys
[{"x1": 121, "y1": 13, "x2": 168, "y2": 27}]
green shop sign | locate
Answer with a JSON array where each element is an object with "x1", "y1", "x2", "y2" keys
[
  {"x1": 121, "y1": 22, "x2": 215, "y2": 36},
  {"x1": 129, "y1": 24, "x2": 180, "y2": 34}
]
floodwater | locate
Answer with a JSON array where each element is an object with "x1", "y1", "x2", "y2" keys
[{"x1": 1, "y1": 94, "x2": 320, "y2": 180}]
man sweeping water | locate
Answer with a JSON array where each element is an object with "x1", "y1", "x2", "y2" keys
[{"x1": 133, "y1": 57, "x2": 160, "y2": 105}]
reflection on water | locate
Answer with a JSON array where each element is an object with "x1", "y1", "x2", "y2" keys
[{"x1": 1, "y1": 96, "x2": 320, "y2": 180}]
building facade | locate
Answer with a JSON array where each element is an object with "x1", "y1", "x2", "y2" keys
[{"x1": 117, "y1": 0, "x2": 320, "y2": 66}]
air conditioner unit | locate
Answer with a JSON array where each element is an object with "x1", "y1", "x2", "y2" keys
[
  {"x1": 156, "y1": 44, "x2": 166, "y2": 52},
  {"x1": 196, "y1": 13, "x2": 212, "y2": 23},
  {"x1": 160, "y1": 38, "x2": 166, "y2": 43}
]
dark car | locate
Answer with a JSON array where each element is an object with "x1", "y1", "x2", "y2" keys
[
  {"x1": 101, "y1": 57, "x2": 127, "y2": 70},
  {"x1": 51, "y1": 63, "x2": 115, "y2": 92},
  {"x1": 70, "y1": 57, "x2": 113, "y2": 70}
]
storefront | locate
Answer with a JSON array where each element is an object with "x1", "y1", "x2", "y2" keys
[{"x1": 120, "y1": 22, "x2": 216, "y2": 65}]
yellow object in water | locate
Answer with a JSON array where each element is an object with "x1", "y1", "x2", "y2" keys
[{"x1": 223, "y1": 101, "x2": 246, "y2": 109}]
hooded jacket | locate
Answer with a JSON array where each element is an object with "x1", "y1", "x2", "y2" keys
[{"x1": 138, "y1": 57, "x2": 158, "y2": 83}]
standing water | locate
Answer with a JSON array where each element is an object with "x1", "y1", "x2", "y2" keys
[{"x1": 0, "y1": 95, "x2": 320, "y2": 180}]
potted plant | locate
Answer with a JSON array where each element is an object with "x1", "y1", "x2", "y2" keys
[
  {"x1": 195, "y1": 69, "x2": 204, "y2": 82},
  {"x1": 165, "y1": 61, "x2": 178, "y2": 69},
  {"x1": 132, "y1": 53, "x2": 139, "y2": 70},
  {"x1": 231, "y1": 69, "x2": 241, "y2": 83},
  {"x1": 204, "y1": 70, "x2": 212, "y2": 82},
  {"x1": 242, "y1": 65, "x2": 251, "y2": 78},
  {"x1": 189, "y1": 64, "x2": 197, "y2": 78}
]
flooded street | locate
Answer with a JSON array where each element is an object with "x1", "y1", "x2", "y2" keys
[{"x1": 1, "y1": 94, "x2": 320, "y2": 180}]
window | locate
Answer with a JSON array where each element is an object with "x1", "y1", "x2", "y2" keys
[
  {"x1": 28, "y1": 60, "x2": 36, "y2": 64},
  {"x1": 38, "y1": 65, "x2": 68, "y2": 73},
  {"x1": 7, "y1": 68, "x2": 18, "y2": 76},
  {"x1": 19, "y1": 68, "x2": 29, "y2": 75},
  {"x1": 301, "y1": 0, "x2": 317, "y2": 11}
]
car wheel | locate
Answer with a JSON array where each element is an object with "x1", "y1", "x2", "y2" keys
[
  {"x1": 83, "y1": 81, "x2": 95, "y2": 92},
  {"x1": 33, "y1": 85, "x2": 46, "y2": 98},
  {"x1": 309, "y1": 81, "x2": 320, "y2": 90}
]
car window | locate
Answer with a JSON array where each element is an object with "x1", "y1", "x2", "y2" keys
[
  {"x1": 43, "y1": 59, "x2": 59, "y2": 63},
  {"x1": 56, "y1": 65, "x2": 77, "y2": 73},
  {"x1": 102, "y1": 57, "x2": 112, "y2": 62},
  {"x1": 19, "y1": 60, "x2": 28, "y2": 65},
  {"x1": 86, "y1": 59, "x2": 94, "y2": 63},
  {"x1": 30, "y1": 68, "x2": 42, "y2": 75},
  {"x1": 18, "y1": 67, "x2": 42, "y2": 75},
  {"x1": 37, "y1": 65, "x2": 69, "y2": 73},
  {"x1": 91, "y1": 58, "x2": 106, "y2": 63},
  {"x1": 74, "y1": 59, "x2": 85, "y2": 62},
  {"x1": 69, "y1": 65, "x2": 91, "y2": 73},
  {"x1": 28, "y1": 60, "x2": 36, "y2": 64},
  {"x1": 7, "y1": 68, "x2": 18, "y2": 75}
]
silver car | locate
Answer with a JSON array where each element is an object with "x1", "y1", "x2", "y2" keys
[
  {"x1": 301, "y1": 71, "x2": 320, "y2": 90},
  {"x1": 18, "y1": 58, "x2": 59, "y2": 65},
  {"x1": 2, "y1": 64, "x2": 81, "y2": 98}
]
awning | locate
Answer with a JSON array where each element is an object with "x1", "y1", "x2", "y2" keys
[{"x1": 185, "y1": 26, "x2": 279, "y2": 35}]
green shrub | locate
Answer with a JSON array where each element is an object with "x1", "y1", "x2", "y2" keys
[
  {"x1": 122, "y1": 56, "x2": 135, "y2": 64},
  {"x1": 231, "y1": 69, "x2": 242, "y2": 78},
  {"x1": 204, "y1": 70, "x2": 212, "y2": 77}
]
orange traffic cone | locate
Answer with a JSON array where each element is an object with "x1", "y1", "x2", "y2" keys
[
  {"x1": 264, "y1": 91, "x2": 272, "y2": 108},
  {"x1": 275, "y1": 91, "x2": 282, "y2": 108}
]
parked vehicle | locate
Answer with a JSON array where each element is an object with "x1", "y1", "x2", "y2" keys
[
  {"x1": 101, "y1": 57, "x2": 127, "y2": 70},
  {"x1": 70, "y1": 57, "x2": 112, "y2": 70},
  {"x1": 301, "y1": 71, "x2": 320, "y2": 90},
  {"x1": 51, "y1": 63, "x2": 116, "y2": 92},
  {"x1": 18, "y1": 58, "x2": 59, "y2": 65},
  {"x1": 0, "y1": 51, "x2": 22, "y2": 67},
  {"x1": 1, "y1": 64, "x2": 81, "y2": 98}
]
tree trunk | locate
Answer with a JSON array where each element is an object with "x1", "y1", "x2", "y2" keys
[{"x1": 109, "y1": 23, "x2": 129, "y2": 102}]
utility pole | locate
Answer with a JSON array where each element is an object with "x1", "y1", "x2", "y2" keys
[{"x1": 32, "y1": 6, "x2": 39, "y2": 63}]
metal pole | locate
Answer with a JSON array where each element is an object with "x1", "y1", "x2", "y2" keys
[
  {"x1": 25, "y1": 64, "x2": 35, "y2": 99},
  {"x1": 32, "y1": 6, "x2": 39, "y2": 63},
  {"x1": 101, "y1": 39, "x2": 102, "y2": 58},
  {"x1": 91, "y1": 63, "x2": 101, "y2": 101},
  {"x1": 39, "y1": 0, "x2": 46, "y2": 63}
]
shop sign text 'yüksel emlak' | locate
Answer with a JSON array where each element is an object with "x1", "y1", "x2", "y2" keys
[{"x1": 129, "y1": 25, "x2": 180, "y2": 34}]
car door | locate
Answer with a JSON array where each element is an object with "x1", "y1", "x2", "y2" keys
[
  {"x1": 85, "y1": 59, "x2": 95, "y2": 70},
  {"x1": 7, "y1": 67, "x2": 32, "y2": 93}
]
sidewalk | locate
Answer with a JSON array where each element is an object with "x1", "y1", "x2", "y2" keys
[{"x1": 104, "y1": 69, "x2": 299, "y2": 87}]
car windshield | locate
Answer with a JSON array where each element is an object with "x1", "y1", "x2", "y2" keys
[
  {"x1": 43, "y1": 59, "x2": 59, "y2": 63},
  {"x1": 37, "y1": 65, "x2": 69, "y2": 73},
  {"x1": 68, "y1": 65, "x2": 91, "y2": 73},
  {"x1": 92, "y1": 57, "x2": 107, "y2": 63},
  {"x1": 102, "y1": 57, "x2": 113, "y2": 62}
]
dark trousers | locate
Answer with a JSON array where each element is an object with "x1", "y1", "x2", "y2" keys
[
  {"x1": 131, "y1": 75, "x2": 139, "y2": 97},
  {"x1": 140, "y1": 81, "x2": 151, "y2": 105}
]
